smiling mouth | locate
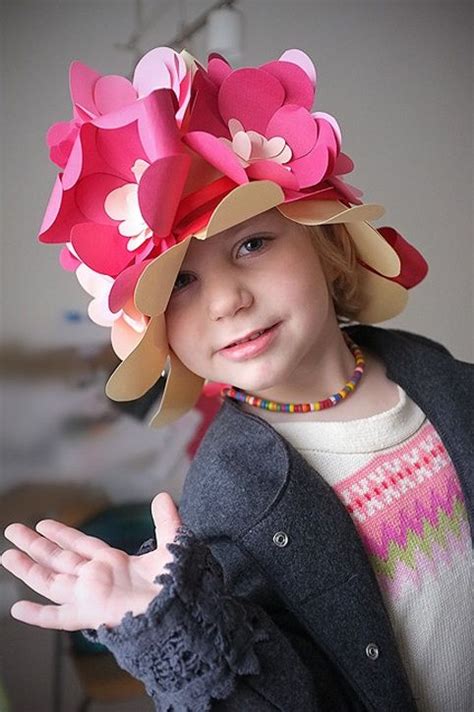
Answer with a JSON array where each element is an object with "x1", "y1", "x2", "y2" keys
[{"x1": 224, "y1": 324, "x2": 277, "y2": 349}]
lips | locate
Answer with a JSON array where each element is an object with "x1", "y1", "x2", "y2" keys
[
  {"x1": 223, "y1": 325, "x2": 275, "y2": 350},
  {"x1": 217, "y1": 322, "x2": 281, "y2": 362}
]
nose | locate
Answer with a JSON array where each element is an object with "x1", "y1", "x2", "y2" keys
[{"x1": 206, "y1": 274, "x2": 254, "y2": 321}]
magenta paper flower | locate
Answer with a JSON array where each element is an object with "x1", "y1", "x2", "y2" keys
[
  {"x1": 59, "y1": 240, "x2": 154, "y2": 358},
  {"x1": 40, "y1": 89, "x2": 188, "y2": 267},
  {"x1": 39, "y1": 89, "x2": 191, "y2": 355},
  {"x1": 184, "y1": 48, "x2": 357, "y2": 200},
  {"x1": 47, "y1": 47, "x2": 195, "y2": 169}
]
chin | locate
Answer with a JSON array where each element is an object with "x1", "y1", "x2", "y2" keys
[{"x1": 230, "y1": 370, "x2": 284, "y2": 395}]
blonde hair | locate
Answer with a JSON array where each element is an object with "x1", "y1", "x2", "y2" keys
[{"x1": 298, "y1": 222, "x2": 367, "y2": 324}]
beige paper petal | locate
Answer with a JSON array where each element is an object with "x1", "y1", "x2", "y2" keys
[
  {"x1": 148, "y1": 350, "x2": 205, "y2": 428},
  {"x1": 279, "y1": 199, "x2": 400, "y2": 278},
  {"x1": 346, "y1": 221, "x2": 400, "y2": 278},
  {"x1": 204, "y1": 180, "x2": 285, "y2": 237},
  {"x1": 278, "y1": 200, "x2": 385, "y2": 225},
  {"x1": 135, "y1": 237, "x2": 191, "y2": 316},
  {"x1": 105, "y1": 314, "x2": 168, "y2": 400},
  {"x1": 111, "y1": 315, "x2": 145, "y2": 360},
  {"x1": 356, "y1": 265, "x2": 408, "y2": 323}
]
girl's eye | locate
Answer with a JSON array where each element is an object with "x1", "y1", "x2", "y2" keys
[
  {"x1": 172, "y1": 272, "x2": 194, "y2": 293},
  {"x1": 171, "y1": 236, "x2": 272, "y2": 294},
  {"x1": 237, "y1": 236, "x2": 270, "y2": 257}
]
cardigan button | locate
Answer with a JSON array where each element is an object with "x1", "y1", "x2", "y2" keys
[
  {"x1": 365, "y1": 643, "x2": 379, "y2": 660},
  {"x1": 272, "y1": 531, "x2": 289, "y2": 547}
]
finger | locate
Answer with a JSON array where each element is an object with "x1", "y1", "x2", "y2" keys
[
  {"x1": 10, "y1": 600, "x2": 79, "y2": 631},
  {"x1": 34, "y1": 519, "x2": 109, "y2": 558},
  {"x1": 3, "y1": 523, "x2": 86, "y2": 575},
  {"x1": 151, "y1": 492, "x2": 182, "y2": 549},
  {"x1": 1, "y1": 549, "x2": 76, "y2": 605}
]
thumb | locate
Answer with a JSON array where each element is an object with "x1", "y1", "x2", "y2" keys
[{"x1": 151, "y1": 492, "x2": 182, "y2": 549}]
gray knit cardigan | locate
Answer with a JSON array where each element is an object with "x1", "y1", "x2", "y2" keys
[{"x1": 83, "y1": 325, "x2": 473, "y2": 712}]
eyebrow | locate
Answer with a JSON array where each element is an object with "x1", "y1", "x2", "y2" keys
[{"x1": 223, "y1": 225, "x2": 276, "y2": 242}]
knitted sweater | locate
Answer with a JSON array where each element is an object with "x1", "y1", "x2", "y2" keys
[{"x1": 272, "y1": 384, "x2": 473, "y2": 712}]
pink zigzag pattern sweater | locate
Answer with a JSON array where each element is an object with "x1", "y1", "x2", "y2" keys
[{"x1": 274, "y1": 385, "x2": 473, "y2": 712}]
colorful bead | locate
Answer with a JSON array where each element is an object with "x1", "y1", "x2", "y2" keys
[{"x1": 221, "y1": 331, "x2": 365, "y2": 414}]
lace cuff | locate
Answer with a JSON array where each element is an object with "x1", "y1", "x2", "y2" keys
[{"x1": 81, "y1": 525, "x2": 270, "y2": 712}]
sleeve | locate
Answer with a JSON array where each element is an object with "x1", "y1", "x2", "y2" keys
[{"x1": 80, "y1": 524, "x2": 327, "y2": 712}]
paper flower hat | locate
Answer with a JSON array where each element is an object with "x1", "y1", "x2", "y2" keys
[{"x1": 38, "y1": 46, "x2": 428, "y2": 427}]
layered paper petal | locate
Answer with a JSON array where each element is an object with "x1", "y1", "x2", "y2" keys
[
  {"x1": 377, "y1": 227, "x2": 429, "y2": 288},
  {"x1": 70, "y1": 61, "x2": 105, "y2": 118},
  {"x1": 71, "y1": 223, "x2": 134, "y2": 277},
  {"x1": 279, "y1": 49, "x2": 317, "y2": 86},
  {"x1": 59, "y1": 245, "x2": 81, "y2": 272},
  {"x1": 111, "y1": 298, "x2": 148, "y2": 360},
  {"x1": 138, "y1": 154, "x2": 191, "y2": 236},
  {"x1": 259, "y1": 60, "x2": 314, "y2": 110},
  {"x1": 219, "y1": 68, "x2": 286, "y2": 135},
  {"x1": 47, "y1": 120, "x2": 81, "y2": 169},
  {"x1": 207, "y1": 53, "x2": 233, "y2": 86},
  {"x1": 39, "y1": 175, "x2": 87, "y2": 243},
  {"x1": 93, "y1": 75, "x2": 138, "y2": 115},
  {"x1": 266, "y1": 105, "x2": 317, "y2": 159},
  {"x1": 108, "y1": 260, "x2": 153, "y2": 313},
  {"x1": 111, "y1": 311, "x2": 148, "y2": 361},
  {"x1": 134, "y1": 47, "x2": 186, "y2": 98},
  {"x1": 184, "y1": 131, "x2": 248, "y2": 184},
  {"x1": 246, "y1": 160, "x2": 299, "y2": 190}
]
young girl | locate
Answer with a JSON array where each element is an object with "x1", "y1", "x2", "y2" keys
[{"x1": 1, "y1": 47, "x2": 472, "y2": 712}]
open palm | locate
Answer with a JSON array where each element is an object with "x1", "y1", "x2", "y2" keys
[{"x1": 0, "y1": 492, "x2": 181, "y2": 631}]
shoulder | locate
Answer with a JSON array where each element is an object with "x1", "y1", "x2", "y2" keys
[
  {"x1": 343, "y1": 323, "x2": 470, "y2": 363},
  {"x1": 382, "y1": 328, "x2": 453, "y2": 358},
  {"x1": 344, "y1": 323, "x2": 472, "y2": 397}
]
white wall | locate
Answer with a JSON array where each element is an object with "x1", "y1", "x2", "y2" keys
[{"x1": 1, "y1": 0, "x2": 473, "y2": 359}]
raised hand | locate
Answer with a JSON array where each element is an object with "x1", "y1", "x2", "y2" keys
[{"x1": 0, "y1": 492, "x2": 181, "y2": 631}]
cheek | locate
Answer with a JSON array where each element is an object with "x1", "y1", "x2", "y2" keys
[
  {"x1": 165, "y1": 310, "x2": 193, "y2": 356},
  {"x1": 165, "y1": 307, "x2": 209, "y2": 377},
  {"x1": 273, "y1": 255, "x2": 328, "y2": 314}
]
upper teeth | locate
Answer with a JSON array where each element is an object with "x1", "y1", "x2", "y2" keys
[{"x1": 232, "y1": 330, "x2": 265, "y2": 346}]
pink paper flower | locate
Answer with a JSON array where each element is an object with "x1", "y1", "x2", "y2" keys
[
  {"x1": 39, "y1": 89, "x2": 190, "y2": 348},
  {"x1": 76, "y1": 262, "x2": 148, "y2": 359},
  {"x1": 47, "y1": 48, "x2": 195, "y2": 169},
  {"x1": 184, "y1": 49, "x2": 347, "y2": 199},
  {"x1": 40, "y1": 90, "x2": 188, "y2": 274}
]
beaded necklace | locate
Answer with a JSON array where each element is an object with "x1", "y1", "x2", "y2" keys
[{"x1": 221, "y1": 331, "x2": 365, "y2": 413}]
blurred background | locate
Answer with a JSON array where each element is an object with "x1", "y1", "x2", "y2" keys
[{"x1": 0, "y1": 1, "x2": 472, "y2": 710}]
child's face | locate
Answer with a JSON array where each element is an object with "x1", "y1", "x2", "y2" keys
[{"x1": 165, "y1": 208, "x2": 339, "y2": 394}]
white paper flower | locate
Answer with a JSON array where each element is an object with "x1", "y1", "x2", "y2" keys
[
  {"x1": 104, "y1": 159, "x2": 153, "y2": 252},
  {"x1": 75, "y1": 263, "x2": 146, "y2": 333},
  {"x1": 220, "y1": 118, "x2": 292, "y2": 167}
]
